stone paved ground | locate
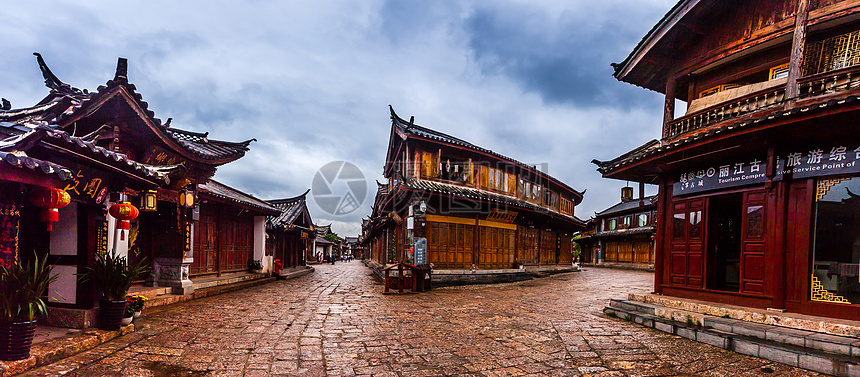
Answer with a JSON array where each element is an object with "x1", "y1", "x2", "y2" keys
[{"x1": 24, "y1": 262, "x2": 823, "y2": 377}]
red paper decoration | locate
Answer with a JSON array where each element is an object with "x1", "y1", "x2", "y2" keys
[
  {"x1": 109, "y1": 202, "x2": 139, "y2": 230},
  {"x1": 30, "y1": 187, "x2": 70, "y2": 231}
]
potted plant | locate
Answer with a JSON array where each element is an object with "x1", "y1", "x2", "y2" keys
[
  {"x1": 82, "y1": 251, "x2": 148, "y2": 331},
  {"x1": 127, "y1": 295, "x2": 147, "y2": 318},
  {"x1": 248, "y1": 259, "x2": 263, "y2": 273},
  {"x1": 121, "y1": 305, "x2": 134, "y2": 326},
  {"x1": 0, "y1": 253, "x2": 57, "y2": 361}
]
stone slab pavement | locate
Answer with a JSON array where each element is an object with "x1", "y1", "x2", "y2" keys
[{"x1": 22, "y1": 261, "x2": 824, "y2": 376}]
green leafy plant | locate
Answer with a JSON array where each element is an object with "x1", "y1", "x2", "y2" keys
[
  {"x1": 0, "y1": 253, "x2": 58, "y2": 323},
  {"x1": 248, "y1": 259, "x2": 263, "y2": 271},
  {"x1": 82, "y1": 251, "x2": 148, "y2": 301}
]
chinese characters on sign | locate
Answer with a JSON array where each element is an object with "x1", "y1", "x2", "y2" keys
[
  {"x1": 414, "y1": 238, "x2": 427, "y2": 265},
  {"x1": 780, "y1": 145, "x2": 860, "y2": 179},
  {"x1": 96, "y1": 220, "x2": 109, "y2": 255},
  {"x1": 673, "y1": 158, "x2": 768, "y2": 195},
  {"x1": 674, "y1": 144, "x2": 860, "y2": 196},
  {"x1": 0, "y1": 204, "x2": 21, "y2": 269}
]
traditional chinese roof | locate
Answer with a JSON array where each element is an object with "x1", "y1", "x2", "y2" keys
[
  {"x1": 315, "y1": 236, "x2": 334, "y2": 245},
  {"x1": 315, "y1": 224, "x2": 333, "y2": 236},
  {"x1": 401, "y1": 178, "x2": 584, "y2": 226},
  {"x1": 595, "y1": 195, "x2": 657, "y2": 218},
  {"x1": 577, "y1": 226, "x2": 655, "y2": 241},
  {"x1": 0, "y1": 124, "x2": 168, "y2": 185},
  {"x1": 268, "y1": 189, "x2": 313, "y2": 230},
  {"x1": 388, "y1": 106, "x2": 584, "y2": 202},
  {"x1": 593, "y1": 95, "x2": 860, "y2": 179},
  {"x1": 0, "y1": 149, "x2": 71, "y2": 181},
  {"x1": 0, "y1": 53, "x2": 254, "y2": 166},
  {"x1": 198, "y1": 179, "x2": 279, "y2": 215}
]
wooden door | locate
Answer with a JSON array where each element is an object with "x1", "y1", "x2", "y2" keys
[
  {"x1": 605, "y1": 241, "x2": 618, "y2": 262},
  {"x1": 517, "y1": 227, "x2": 540, "y2": 265},
  {"x1": 479, "y1": 226, "x2": 514, "y2": 269},
  {"x1": 633, "y1": 241, "x2": 652, "y2": 263},
  {"x1": 669, "y1": 198, "x2": 705, "y2": 288},
  {"x1": 558, "y1": 237, "x2": 572, "y2": 264},
  {"x1": 539, "y1": 229, "x2": 556, "y2": 265},
  {"x1": 428, "y1": 222, "x2": 473, "y2": 269},
  {"x1": 619, "y1": 241, "x2": 634, "y2": 262},
  {"x1": 191, "y1": 206, "x2": 218, "y2": 275},
  {"x1": 740, "y1": 190, "x2": 767, "y2": 294}
]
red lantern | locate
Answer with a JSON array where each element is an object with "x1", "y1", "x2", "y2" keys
[
  {"x1": 109, "y1": 202, "x2": 139, "y2": 231},
  {"x1": 30, "y1": 187, "x2": 71, "y2": 231}
]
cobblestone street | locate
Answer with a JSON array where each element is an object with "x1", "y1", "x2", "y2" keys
[{"x1": 24, "y1": 263, "x2": 822, "y2": 377}]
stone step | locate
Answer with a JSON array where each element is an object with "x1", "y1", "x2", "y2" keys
[
  {"x1": 705, "y1": 315, "x2": 860, "y2": 358},
  {"x1": 604, "y1": 303, "x2": 860, "y2": 376}
]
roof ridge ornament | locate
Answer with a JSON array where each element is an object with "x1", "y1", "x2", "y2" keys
[
  {"x1": 114, "y1": 57, "x2": 128, "y2": 83},
  {"x1": 33, "y1": 53, "x2": 82, "y2": 95}
]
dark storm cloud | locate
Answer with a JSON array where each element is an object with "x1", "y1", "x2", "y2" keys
[
  {"x1": 1, "y1": 0, "x2": 678, "y2": 235},
  {"x1": 464, "y1": 2, "x2": 664, "y2": 109}
]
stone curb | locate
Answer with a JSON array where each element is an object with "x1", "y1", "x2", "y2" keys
[
  {"x1": 604, "y1": 300, "x2": 860, "y2": 376},
  {"x1": 0, "y1": 324, "x2": 135, "y2": 377},
  {"x1": 0, "y1": 268, "x2": 314, "y2": 377}
]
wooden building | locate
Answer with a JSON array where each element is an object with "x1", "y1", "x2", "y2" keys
[
  {"x1": 0, "y1": 54, "x2": 259, "y2": 326},
  {"x1": 267, "y1": 190, "x2": 314, "y2": 268},
  {"x1": 594, "y1": 0, "x2": 860, "y2": 320},
  {"x1": 363, "y1": 107, "x2": 584, "y2": 280},
  {"x1": 194, "y1": 180, "x2": 280, "y2": 276},
  {"x1": 575, "y1": 187, "x2": 657, "y2": 268}
]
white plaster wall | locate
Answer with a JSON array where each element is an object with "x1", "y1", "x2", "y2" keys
[
  {"x1": 253, "y1": 216, "x2": 268, "y2": 272},
  {"x1": 50, "y1": 202, "x2": 77, "y2": 256},
  {"x1": 48, "y1": 265, "x2": 77, "y2": 304},
  {"x1": 106, "y1": 200, "x2": 129, "y2": 257}
]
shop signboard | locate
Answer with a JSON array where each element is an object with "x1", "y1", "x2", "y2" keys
[
  {"x1": 0, "y1": 204, "x2": 20, "y2": 269},
  {"x1": 414, "y1": 238, "x2": 427, "y2": 265},
  {"x1": 673, "y1": 144, "x2": 860, "y2": 196}
]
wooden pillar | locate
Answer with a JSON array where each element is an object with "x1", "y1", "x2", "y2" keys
[
  {"x1": 785, "y1": 0, "x2": 810, "y2": 106},
  {"x1": 770, "y1": 180, "x2": 789, "y2": 309},
  {"x1": 473, "y1": 215, "x2": 480, "y2": 269},
  {"x1": 662, "y1": 78, "x2": 676, "y2": 139},
  {"x1": 653, "y1": 179, "x2": 670, "y2": 294}
]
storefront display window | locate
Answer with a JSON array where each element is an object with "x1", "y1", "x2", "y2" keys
[{"x1": 812, "y1": 177, "x2": 860, "y2": 304}]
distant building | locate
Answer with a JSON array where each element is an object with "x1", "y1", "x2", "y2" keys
[
  {"x1": 575, "y1": 186, "x2": 656, "y2": 270},
  {"x1": 267, "y1": 189, "x2": 314, "y2": 269},
  {"x1": 362, "y1": 107, "x2": 585, "y2": 284}
]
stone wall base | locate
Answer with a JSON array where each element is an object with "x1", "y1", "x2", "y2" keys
[{"x1": 44, "y1": 307, "x2": 98, "y2": 329}]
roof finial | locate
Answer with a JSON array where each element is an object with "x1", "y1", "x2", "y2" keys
[
  {"x1": 409, "y1": 116, "x2": 414, "y2": 126},
  {"x1": 1, "y1": 98, "x2": 10, "y2": 111},
  {"x1": 114, "y1": 57, "x2": 128, "y2": 82},
  {"x1": 33, "y1": 52, "x2": 70, "y2": 92}
]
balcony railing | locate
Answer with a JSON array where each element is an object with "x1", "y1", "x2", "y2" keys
[{"x1": 666, "y1": 65, "x2": 860, "y2": 139}]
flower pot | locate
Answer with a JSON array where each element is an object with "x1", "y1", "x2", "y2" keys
[
  {"x1": 133, "y1": 310, "x2": 142, "y2": 318},
  {"x1": 121, "y1": 316, "x2": 133, "y2": 326},
  {"x1": 98, "y1": 299, "x2": 127, "y2": 331},
  {"x1": 0, "y1": 320, "x2": 36, "y2": 361}
]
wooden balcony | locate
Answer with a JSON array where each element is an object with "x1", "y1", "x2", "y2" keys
[{"x1": 666, "y1": 65, "x2": 860, "y2": 139}]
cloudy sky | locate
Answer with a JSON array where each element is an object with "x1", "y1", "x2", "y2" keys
[{"x1": 1, "y1": 0, "x2": 675, "y2": 236}]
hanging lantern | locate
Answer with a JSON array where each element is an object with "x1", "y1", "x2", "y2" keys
[
  {"x1": 30, "y1": 187, "x2": 71, "y2": 231},
  {"x1": 178, "y1": 189, "x2": 195, "y2": 208},
  {"x1": 109, "y1": 202, "x2": 139, "y2": 230},
  {"x1": 139, "y1": 190, "x2": 158, "y2": 211}
]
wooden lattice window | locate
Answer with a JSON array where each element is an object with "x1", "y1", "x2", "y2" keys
[{"x1": 803, "y1": 29, "x2": 860, "y2": 76}]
